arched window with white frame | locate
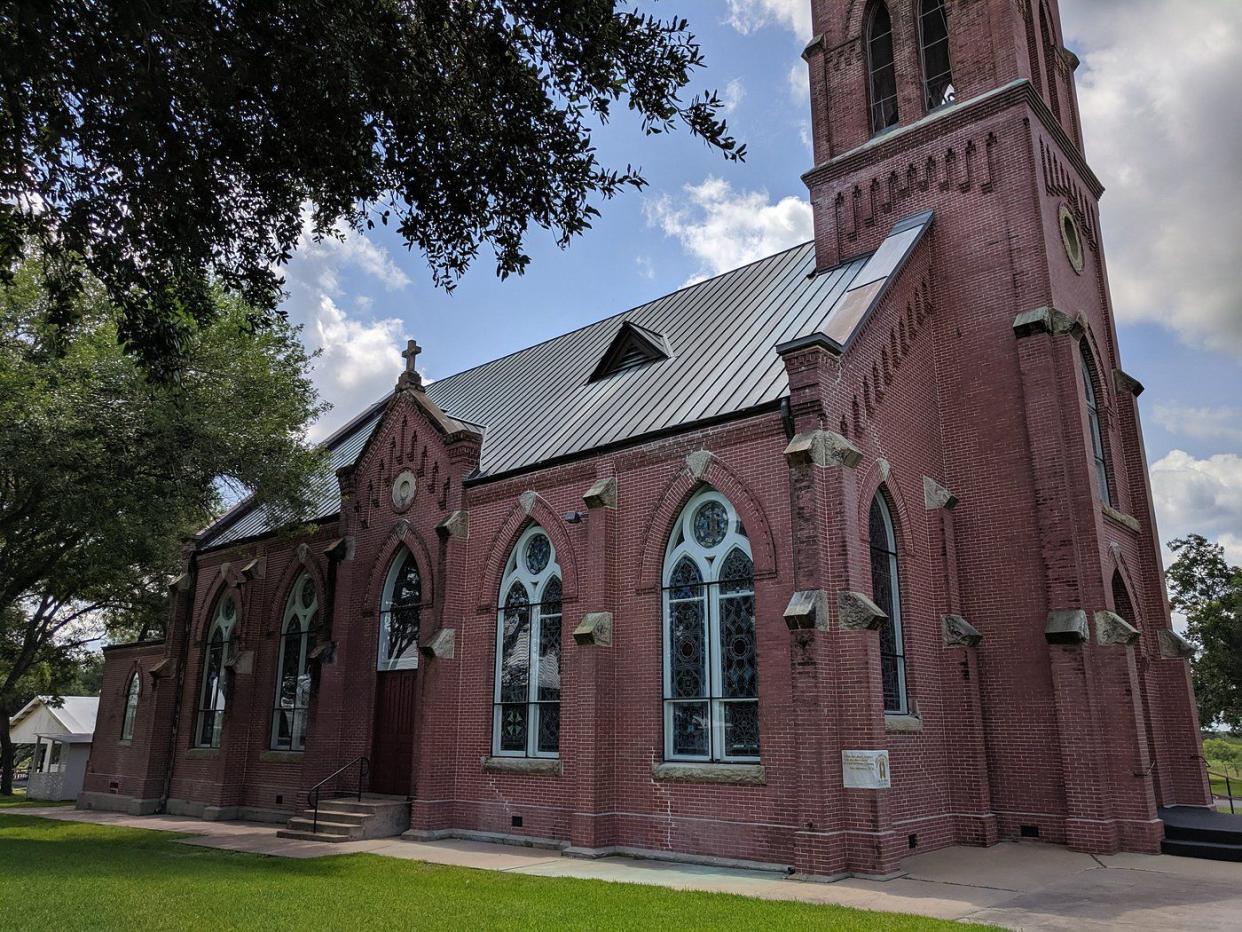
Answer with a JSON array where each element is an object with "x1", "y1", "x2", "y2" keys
[
  {"x1": 120, "y1": 672, "x2": 140, "y2": 741},
  {"x1": 195, "y1": 594, "x2": 237, "y2": 748},
  {"x1": 869, "y1": 490, "x2": 908, "y2": 714},
  {"x1": 272, "y1": 572, "x2": 318, "y2": 751},
  {"x1": 493, "y1": 525, "x2": 562, "y2": 758},
  {"x1": 378, "y1": 549, "x2": 422, "y2": 671},
  {"x1": 662, "y1": 488, "x2": 758, "y2": 763}
]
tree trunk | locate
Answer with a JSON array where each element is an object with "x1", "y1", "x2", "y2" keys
[{"x1": 0, "y1": 703, "x2": 13, "y2": 796}]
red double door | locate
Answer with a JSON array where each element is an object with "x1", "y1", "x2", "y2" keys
[{"x1": 370, "y1": 669, "x2": 419, "y2": 796}]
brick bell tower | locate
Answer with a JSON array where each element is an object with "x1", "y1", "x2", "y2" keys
[{"x1": 799, "y1": 0, "x2": 1211, "y2": 855}]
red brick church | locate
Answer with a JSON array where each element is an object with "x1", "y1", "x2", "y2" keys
[{"x1": 84, "y1": 0, "x2": 1212, "y2": 877}]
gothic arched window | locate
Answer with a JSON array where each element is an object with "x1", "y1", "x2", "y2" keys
[
  {"x1": 866, "y1": 2, "x2": 900, "y2": 134},
  {"x1": 1039, "y1": 3, "x2": 1062, "y2": 121},
  {"x1": 869, "y1": 491, "x2": 908, "y2": 713},
  {"x1": 1079, "y1": 342, "x2": 1112, "y2": 506},
  {"x1": 493, "y1": 525, "x2": 562, "y2": 758},
  {"x1": 378, "y1": 550, "x2": 422, "y2": 671},
  {"x1": 195, "y1": 594, "x2": 236, "y2": 748},
  {"x1": 919, "y1": 0, "x2": 955, "y2": 111},
  {"x1": 663, "y1": 489, "x2": 758, "y2": 762},
  {"x1": 120, "y1": 672, "x2": 140, "y2": 741},
  {"x1": 272, "y1": 573, "x2": 318, "y2": 751}
]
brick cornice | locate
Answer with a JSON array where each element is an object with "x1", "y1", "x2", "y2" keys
[{"x1": 802, "y1": 79, "x2": 1103, "y2": 199}]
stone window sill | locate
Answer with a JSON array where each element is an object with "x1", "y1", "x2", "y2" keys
[
  {"x1": 1101, "y1": 504, "x2": 1140, "y2": 532},
  {"x1": 117, "y1": 740, "x2": 132, "y2": 748},
  {"x1": 186, "y1": 748, "x2": 220, "y2": 760},
  {"x1": 885, "y1": 714, "x2": 923, "y2": 734},
  {"x1": 482, "y1": 756, "x2": 562, "y2": 777},
  {"x1": 651, "y1": 761, "x2": 766, "y2": 786},
  {"x1": 259, "y1": 750, "x2": 304, "y2": 764}
]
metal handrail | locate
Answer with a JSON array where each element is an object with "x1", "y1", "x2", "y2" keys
[
  {"x1": 1209, "y1": 769, "x2": 1237, "y2": 815},
  {"x1": 308, "y1": 756, "x2": 369, "y2": 833}
]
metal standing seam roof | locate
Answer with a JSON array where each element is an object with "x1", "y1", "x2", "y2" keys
[{"x1": 203, "y1": 211, "x2": 933, "y2": 549}]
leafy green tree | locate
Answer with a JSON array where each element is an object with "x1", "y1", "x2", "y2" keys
[
  {"x1": 1166, "y1": 534, "x2": 1242, "y2": 731},
  {"x1": 0, "y1": 256, "x2": 326, "y2": 793},
  {"x1": 0, "y1": 1, "x2": 743, "y2": 374}
]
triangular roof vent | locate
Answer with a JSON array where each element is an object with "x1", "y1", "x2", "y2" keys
[{"x1": 588, "y1": 321, "x2": 671, "y2": 383}]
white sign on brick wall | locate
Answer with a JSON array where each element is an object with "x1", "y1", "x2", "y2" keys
[{"x1": 842, "y1": 750, "x2": 891, "y2": 789}]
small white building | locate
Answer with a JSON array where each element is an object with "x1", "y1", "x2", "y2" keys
[{"x1": 10, "y1": 696, "x2": 99, "y2": 802}]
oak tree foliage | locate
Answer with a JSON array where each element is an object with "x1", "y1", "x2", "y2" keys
[
  {"x1": 0, "y1": 256, "x2": 327, "y2": 792},
  {"x1": 1166, "y1": 534, "x2": 1242, "y2": 731},
  {"x1": 0, "y1": 1, "x2": 744, "y2": 374}
]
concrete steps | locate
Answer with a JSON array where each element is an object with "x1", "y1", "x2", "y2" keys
[
  {"x1": 1159, "y1": 806, "x2": 1242, "y2": 862},
  {"x1": 276, "y1": 795, "x2": 409, "y2": 843}
]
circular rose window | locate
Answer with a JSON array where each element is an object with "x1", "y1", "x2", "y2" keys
[
  {"x1": 391, "y1": 470, "x2": 418, "y2": 512},
  {"x1": 692, "y1": 500, "x2": 729, "y2": 548},
  {"x1": 1059, "y1": 205, "x2": 1084, "y2": 273},
  {"x1": 524, "y1": 533, "x2": 551, "y2": 574}
]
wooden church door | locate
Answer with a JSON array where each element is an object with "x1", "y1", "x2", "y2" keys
[{"x1": 370, "y1": 549, "x2": 423, "y2": 796}]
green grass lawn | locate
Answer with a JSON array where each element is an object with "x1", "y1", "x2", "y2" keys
[
  {"x1": 0, "y1": 815, "x2": 982, "y2": 931},
  {"x1": 0, "y1": 788, "x2": 74, "y2": 809}
]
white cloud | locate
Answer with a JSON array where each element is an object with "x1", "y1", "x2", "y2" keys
[
  {"x1": 725, "y1": 0, "x2": 812, "y2": 39},
  {"x1": 644, "y1": 177, "x2": 813, "y2": 282},
  {"x1": 1152, "y1": 403, "x2": 1242, "y2": 445},
  {"x1": 787, "y1": 63, "x2": 809, "y2": 103},
  {"x1": 634, "y1": 255, "x2": 656, "y2": 280},
  {"x1": 721, "y1": 78, "x2": 746, "y2": 115},
  {"x1": 1150, "y1": 450, "x2": 1242, "y2": 566},
  {"x1": 279, "y1": 221, "x2": 412, "y2": 440},
  {"x1": 1064, "y1": 0, "x2": 1242, "y2": 360}
]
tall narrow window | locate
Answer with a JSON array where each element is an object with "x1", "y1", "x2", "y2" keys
[
  {"x1": 1079, "y1": 343, "x2": 1112, "y2": 506},
  {"x1": 378, "y1": 550, "x2": 422, "y2": 671},
  {"x1": 866, "y1": 3, "x2": 900, "y2": 134},
  {"x1": 272, "y1": 573, "x2": 318, "y2": 751},
  {"x1": 493, "y1": 525, "x2": 562, "y2": 757},
  {"x1": 663, "y1": 489, "x2": 758, "y2": 762},
  {"x1": 195, "y1": 595, "x2": 236, "y2": 748},
  {"x1": 919, "y1": 0, "x2": 954, "y2": 111},
  {"x1": 869, "y1": 492, "x2": 908, "y2": 713},
  {"x1": 120, "y1": 673, "x2": 140, "y2": 741},
  {"x1": 1039, "y1": 4, "x2": 1062, "y2": 121}
]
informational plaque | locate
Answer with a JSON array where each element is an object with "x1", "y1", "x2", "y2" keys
[{"x1": 842, "y1": 750, "x2": 891, "y2": 789}]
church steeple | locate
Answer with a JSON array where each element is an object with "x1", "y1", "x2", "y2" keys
[
  {"x1": 802, "y1": 0, "x2": 1083, "y2": 172},
  {"x1": 800, "y1": 0, "x2": 1091, "y2": 270}
]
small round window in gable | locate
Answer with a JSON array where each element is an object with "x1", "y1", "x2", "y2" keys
[
  {"x1": 1059, "y1": 204, "x2": 1085, "y2": 273},
  {"x1": 391, "y1": 470, "x2": 418, "y2": 512}
]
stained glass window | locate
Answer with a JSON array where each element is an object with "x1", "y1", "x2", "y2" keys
[
  {"x1": 867, "y1": 3, "x2": 900, "y2": 134},
  {"x1": 378, "y1": 551, "x2": 422, "y2": 671},
  {"x1": 919, "y1": 0, "x2": 955, "y2": 111},
  {"x1": 272, "y1": 572, "x2": 318, "y2": 751},
  {"x1": 195, "y1": 596, "x2": 235, "y2": 748},
  {"x1": 120, "y1": 673, "x2": 140, "y2": 741},
  {"x1": 1079, "y1": 344, "x2": 1112, "y2": 506},
  {"x1": 869, "y1": 493, "x2": 908, "y2": 713},
  {"x1": 663, "y1": 490, "x2": 759, "y2": 762},
  {"x1": 493, "y1": 525, "x2": 562, "y2": 757}
]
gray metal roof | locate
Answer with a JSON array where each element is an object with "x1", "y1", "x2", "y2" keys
[{"x1": 202, "y1": 212, "x2": 931, "y2": 549}]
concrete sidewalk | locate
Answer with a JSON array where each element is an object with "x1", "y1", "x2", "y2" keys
[{"x1": 6, "y1": 806, "x2": 1242, "y2": 928}]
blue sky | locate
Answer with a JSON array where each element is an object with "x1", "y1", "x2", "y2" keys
[{"x1": 280, "y1": 0, "x2": 1242, "y2": 567}]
